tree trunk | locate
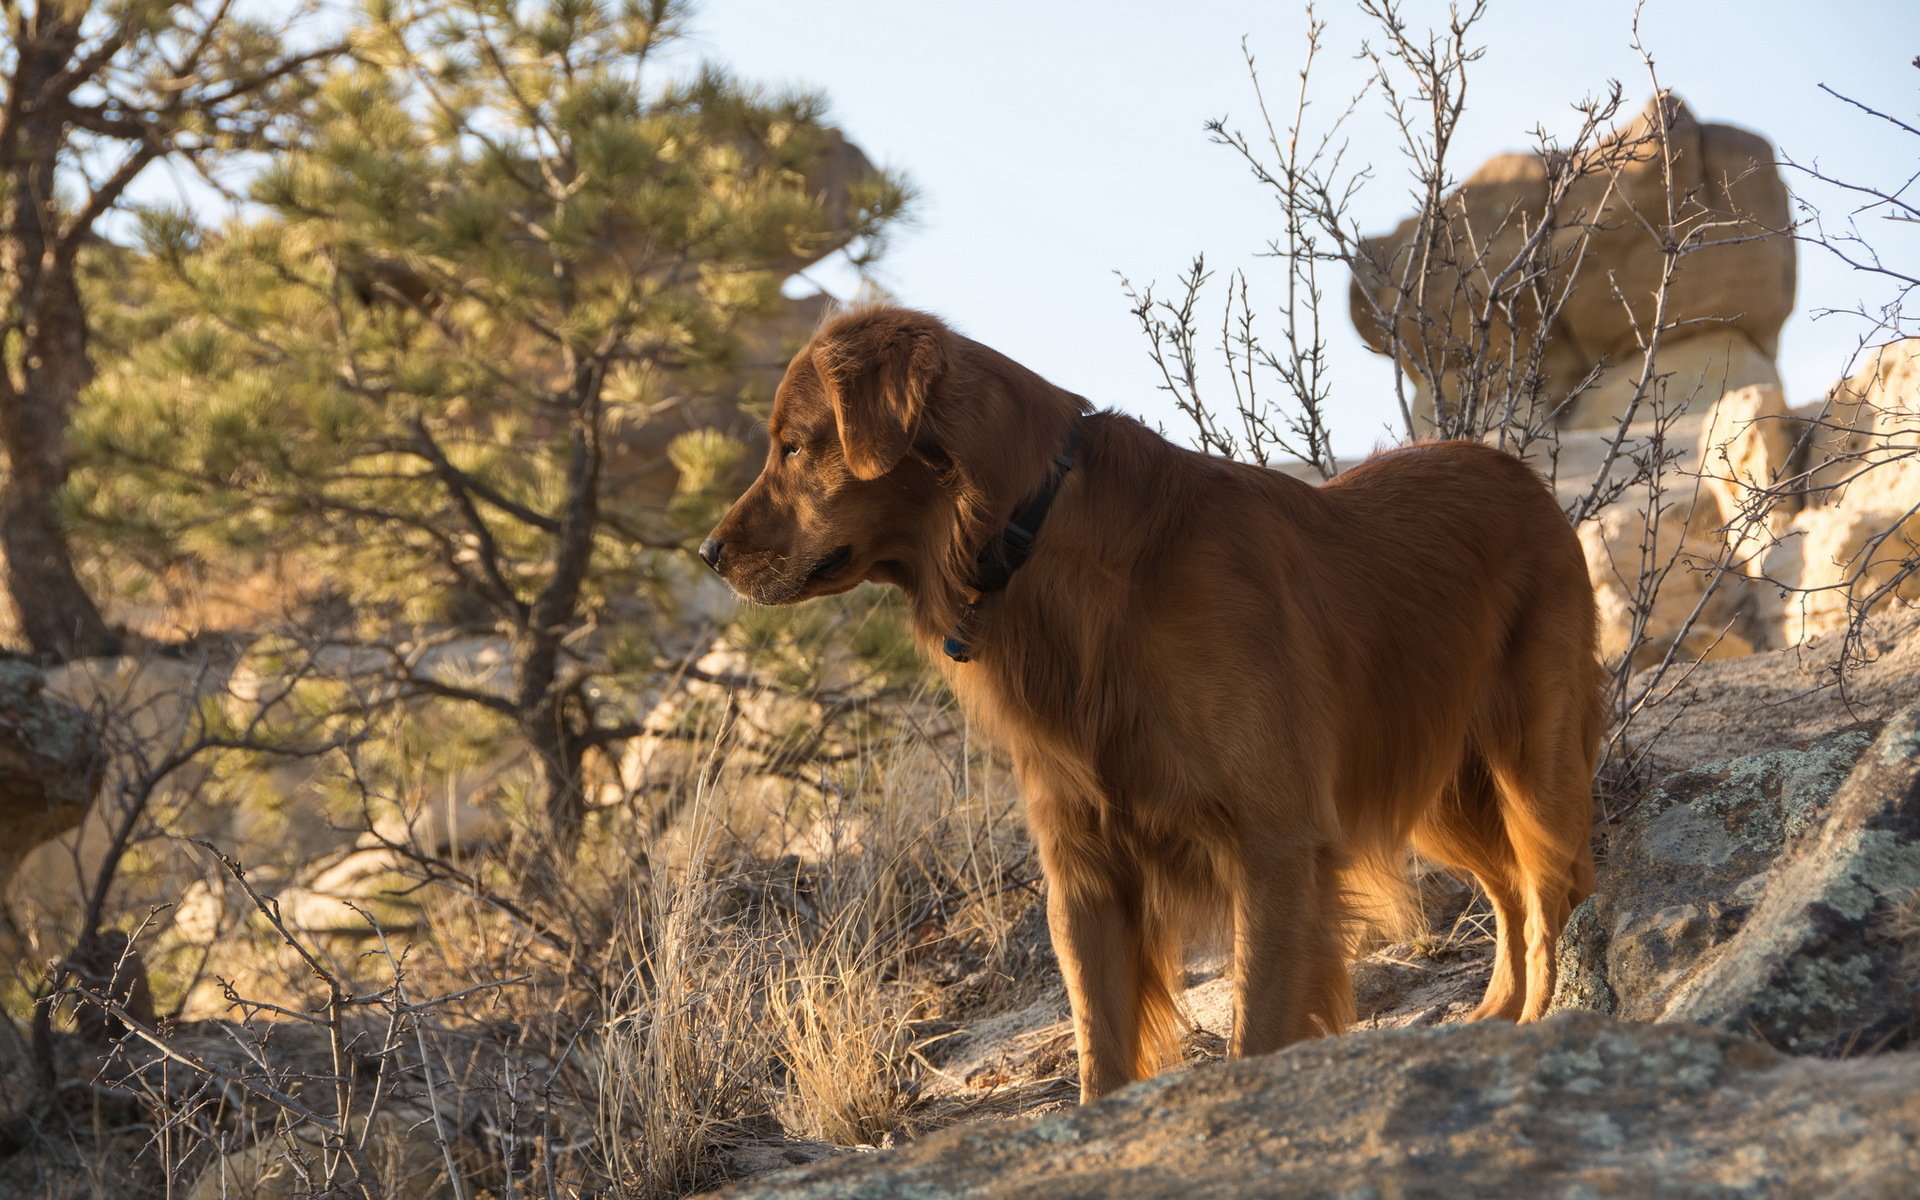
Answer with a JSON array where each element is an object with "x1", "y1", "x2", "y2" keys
[
  {"x1": 515, "y1": 361, "x2": 604, "y2": 849},
  {"x1": 527, "y1": 700, "x2": 591, "y2": 849},
  {"x1": 0, "y1": 472, "x2": 117, "y2": 660},
  {"x1": 0, "y1": 11, "x2": 118, "y2": 660},
  {"x1": 0, "y1": 269, "x2": 119, "y2": 659}
]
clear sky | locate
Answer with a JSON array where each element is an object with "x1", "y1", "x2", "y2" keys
[{"x1": 680, "y1": 0, "x2": 1920, "y2": 455}]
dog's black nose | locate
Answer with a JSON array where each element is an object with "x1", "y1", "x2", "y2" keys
[{"x1": 698, "y1": 536, "x2": 725, "y2": 572}]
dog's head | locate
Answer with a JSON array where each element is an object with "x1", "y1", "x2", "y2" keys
[{"x1": 701, "y1": 306, "x2": 955, "y2": 605}]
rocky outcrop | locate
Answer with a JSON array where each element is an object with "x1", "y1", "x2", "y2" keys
[
  {"x1": 1696, "y1": 383, "x2": 1798, "y2": 544},
  {"x1": 1557, "y1": 705, "x2": 1920, "y2": 1054},
  {"x1": 716, "y1": 1013, "x2": 1920, "y2": 1199},
  {"x1": 714, "y1": 642, "x2": 1920, "y2": 1198},
  {"x1": 1763, "y1": 339, "x2": 1920, "y2": 646},
  {"x1": 1624, "y1": 606, "x2": 1920, "y2": 782},
  {"x1": 1352, "y1": 94, "x2": 1794, "y2": 431},
  {"x1": 1578, "y1": 499, "x2": 1752, "y2": 672},
  {"x1": 181, "y1": 1106, "x2": 455, "y2": 1200},
  {"x1": 1802, "y1": 338, "x2": 1920, "y2": 507},
  {"x1": 0, "y1": 661, "x2": 98, "y2": 889},
  {"x1": 1553, "y1": 727, "x2": 1866, "y2": 1013},
  {"x1": 1571, "y1": 337, "x2": 1920, "y2": 669},
  {"x1": 7, "y1": 650, "x2": 520, "y2": 1019}
]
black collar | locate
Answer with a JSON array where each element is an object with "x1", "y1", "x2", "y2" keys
[{"x1": 943, "y1": 420, "x2": 1082, "y2": 662}]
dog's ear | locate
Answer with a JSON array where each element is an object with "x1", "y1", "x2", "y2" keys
[{"x1": 810, "y1": 308, "x2": 952, "y2": 480}]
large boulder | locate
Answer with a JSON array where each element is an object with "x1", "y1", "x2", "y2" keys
[
  {"x1": 0, "y1": 660, "x2": 99, "y2": 890},
  {"x1": 8, "y1": 656, "x2": 225, "y2": 942},
  {"x1": 181, "y1": 1106, "x2": 456, "y2": 1200},
  {"x1": 1694, "y1": 383, "x2": 1798, "y2": 546},
  {"x1": 1574, "y1": 354, "x2": 1920, "y2": 670},
  {"x1": 1578, "y1": 501, "x2": 1752, "y2": 671},
  {"x1": 716, "y1": 1013, "x2": 1920, "y2": 1199},
  {"x1": 1351, "y1": 94, "x2": 1794, "y2": 431},
  {"x1": 1758, "y1": 338, "x2": 1920, "y2": 646},
  {"x1": 1764, "y1": 502, "x2": 1920, "y2": 646},
  {"x1": 1552, "y1": 727, "x2": 1870, "y2": 1015},
  {"x1": 1801, "y1": 338, "x2": 1920, "y2": 506},
  {"x1": 1555, "y1": 705, "x2": 1920, "y2": 1054}
]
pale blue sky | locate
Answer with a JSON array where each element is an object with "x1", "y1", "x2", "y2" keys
[{"x1": 684, "y1": 0, "x2": 1920, "y2": 454}]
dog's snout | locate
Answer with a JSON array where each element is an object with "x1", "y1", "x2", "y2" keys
[{"x1": 697, "y1": 536, "x2": 725, "y2": 573}]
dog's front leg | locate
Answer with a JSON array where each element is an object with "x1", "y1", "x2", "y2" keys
[
  {"x1": 1229, "y1": 835, "x2": 1350, "y2": 1058},
  {"x1": 1044, "y1": 873, "x2": 1144, "y2": 1101}
]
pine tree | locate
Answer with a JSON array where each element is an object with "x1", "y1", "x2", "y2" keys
[{"x1": 79, "y1": 0, "x2": 909, "y2": 844}]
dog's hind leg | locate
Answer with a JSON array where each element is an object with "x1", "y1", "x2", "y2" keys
[
  {"x1": 1482, "y1": 693, "x2": 1600, "y2": 1021},
  {"x1": 1411, "y1": 756, "x2": 1531, "y2": 1022}
]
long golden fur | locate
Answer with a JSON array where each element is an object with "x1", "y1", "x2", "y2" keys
[{"x1": 703, "y1": 305, "x2": 1602, "y2": 1101}]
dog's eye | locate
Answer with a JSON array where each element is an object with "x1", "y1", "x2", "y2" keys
[{"x1": 781, "y1": 442, "x2": 801, "y2": 461}]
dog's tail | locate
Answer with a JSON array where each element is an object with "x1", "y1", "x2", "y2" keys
[
  {"x1": 1131, "y1": 932, "x2": 1186, "y2": 1079},
  {"x1": 1132, "y1": 881, "x2": 1192, "y2": 1078},
  {"x1": 1337, "y1": 846, "x2": 1423, "y2": 954}
]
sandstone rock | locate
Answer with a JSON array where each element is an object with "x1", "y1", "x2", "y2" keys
[
  {"x1": 1693, "y1": 383, "x2": 1798, "y2": 543},
  {"x1": 607, "y1": 633, "x2": 862, "y2": 813},
  {"x1": 1351, "y1": 94, "x2": 1794, "y2": 431},
  {"x1": 1801, "y1": 338, "x2": 1920, "y2": 506},
  {"x1": 10, "y1": 647, "x2": 515, "y2": 1009},
  {"x1": 182, "y1": 1106, "x2": 457, "y2": 1200},
  {"x1": 1576, "y1": 349, "x2": 1919, "y2": 664},
  {"x1": 1750, "y1": 339, "x2": 1920, "y2": 644},
  {"x1": 717, "y1": 1014, "x2": 1920, "y2": 1199},
  {"x1": 1552, "y1": 96, "x2": 1793, "y2": 367},
  {"x1": 1566, "y1": 328, "x2": 1781, "y2": 432},
  {"x1": 1348, "y1": 150, "x2": 1582, "y2": 407},
  {"x1": 1540, "y1": 408, "x2": 1708, "y2": 507},
  {"x1": 1623, "y1": 606, "x2": 1920, "y2": 774},
  {"x1": 4, "y1": 657, "x2": 231, "y2": 990},
  {"x1": 0, "y1": 661, "x2": 99, "y2": 890},
  {"x1": 1762, "y1": 502, "x2": 1920, "y2": 646},
  {"x1": 1556, "y1": 705, "x2": 1920, "y2": 1055},
  {"x1": 1578, "y1": 503, "x2": 1750, "y2": 671}
]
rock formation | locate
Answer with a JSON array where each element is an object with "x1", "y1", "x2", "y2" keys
[
  {"x1": 0, "y1": 660, "x2": 98, "y2": 891},
  {"x1": 714, "y1": 627, "x2": 1920, "y2": 1198},
  {"x1": 717, "y1": 1014, "x2": 1920, "y2": 1199},
  {"x1": 1764, "y1": 339, "x2": 1920, "y2": 645},
  {"x1": 1350, "y1": 94, "x2": 1794, "y2": 430},
  {"x1": 1553, "y1": 708, "x2": 1920, "y2": 1054},
  {"x1": 1567, "y1": 336, "x2": 1920, "y2": 669}
]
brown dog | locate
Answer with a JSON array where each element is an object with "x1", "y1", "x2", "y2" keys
[{"x1": 702, "y1": 305, "x2": 1601, "y2": 1101}]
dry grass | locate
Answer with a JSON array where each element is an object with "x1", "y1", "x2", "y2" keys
[
  {"x1": 0, "y1": 652, "x2": 1040, "y2": 1199},
  {"x1": 770, "y1": 936, "x2": 915, "y2": 1147},
  {"x1": 583, "y1": 697, "x2": 1036, "y2": 1190},
  {"x1": 595, "y1": 809, "x2": 780, "y2": 1198},
  {"x1": 1876, "y1": 886, "x2": 1920, "y2": 984}
]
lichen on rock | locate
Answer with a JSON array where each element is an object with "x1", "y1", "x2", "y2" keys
[{"x1": 1555, "y1": 705, "x2": 1920, "y2": 1055}]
